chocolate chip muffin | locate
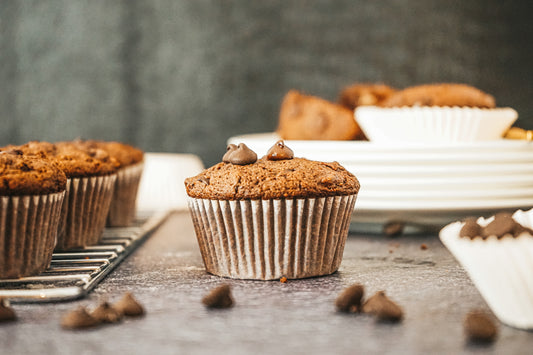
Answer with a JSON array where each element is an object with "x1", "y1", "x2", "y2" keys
[
  {"x1": 0, "y1": 150, "x2": 66, "y2": 278},
  {"x1": 69, "y1": 140, "x2": 144, "y2": 227},
  {"x1": 5, "y1": 141, "x2": 119, "y2": 250},
  {"x1": 185, "y1": 141, "x2": 359, "y2": 280},
  {"x1": 277, "y1": 90, "x2": 364, "y2": 141}
]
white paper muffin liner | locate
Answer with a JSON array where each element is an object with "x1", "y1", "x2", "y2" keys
[
  {"x1": 56, "y1": 174, "x2": 117, "y2": 250},
  {"x1": 106, "y1": 162, "x2": 144, "y2": 227},
  {"x1": 0, "y1": 192, "x2": 65, "y2": 279},
  {"x1": 439, "y1": 208, "x2": 533, "y2": 329},
  {"x1": 355, "y1": 106, "x2": 518, "y2": 143},
  {"x1": 188, "y1": 194, "x2": 357, "y2": 280}
]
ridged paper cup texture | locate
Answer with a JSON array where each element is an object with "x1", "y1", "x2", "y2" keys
[
  {"x1": 188, "y1": 194, "x2": 357, "y2": 280},
  {"x1": 355, "y1": 106, "x2": 518, "y2": 143},
  {"x1": 440, "y1": 208, "x2": 533, "y2": 330},
  {"x1": 0, "y1": 192, "x2": 65, "y2": 279},
  {"x1": 56, "y1": 174, "x2": 117, "y2": 250},
  {"x1": 106, "y1": 162, "x2": 144, "y2": 227}
]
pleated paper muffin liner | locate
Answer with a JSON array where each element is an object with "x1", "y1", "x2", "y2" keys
[
  {"x1": 107, "y1": 162, "x2": 144, "y2": 227},
  {"x1": 56, "y1": 174, "x2": 117, "y2": 250},
  {"x1": 355, "y1": 106, "x2": 518, "y2": 143},
  {"x1": 0, "y1": 192, "x2": 65, "y2": 279},
  {"x1": 439, "y1": 208, "x2": 533, "y2": 329},
  {"x1": 188, "y1": 194, "x2": 357, "y2": 280}
]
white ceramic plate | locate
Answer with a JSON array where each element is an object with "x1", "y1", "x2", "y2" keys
[
  {"x1": 359, "y1": 174, "x2": 533, "y2": 190},
  {"x1": 348, "y1": 163, "x2": 533, "y2": 177},
  {"x1": 359, "y1": 187, "x2": 533, "y2": 200}
]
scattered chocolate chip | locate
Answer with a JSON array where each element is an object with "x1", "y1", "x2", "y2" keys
[
  {"x1": 0, "y1": 298, "x2": 16, "y2": 322},
  {"x1": 202, "y1": 284, "x2": 234, "y2": 309},
  {"x1": 91, "y1": 301, "x2": 123, "y2": 323},
  {"x1": 267, "y1": 140, "x2": 294, "y2": 161},
  {"x1": 482, "y1": 213, "x2": 516, "y2": 238},
  {"x1": 280, "y1": 277, "x2": 288, "y2": 283},
  {"x1": 362, "y1": 291, "x2": 403, "y2": 322},
  {"x1": 335, "y1": 284, "x2": 365, "y2": 313},
  {"x1": 420, "y1": 243, "x2": 428, "y2": 250},
  {"x1": 384, "y1": 221, "x2": 405, "y2": 237},
  {"x1": 225, "y1": 143, "x2": 257, "y2": 165},
  {"x1": 114, "y1": 292, "x2": 145, "y2": 317},
  {"x1": 460, "y1": 218, "x2": 483, "y2": 239},
  {"x1": 61, "y1": 307, "x2": 100, "y2": 330},
  {"x1": 222, "y1": 144, "x2": 238, "y2": 163},
  {"x1": 464, "y1": 310, "x2": 498, "y2": 343}
]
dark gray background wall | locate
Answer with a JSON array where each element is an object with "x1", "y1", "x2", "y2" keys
[{"x1": 1, "y1": 0, "x2": 532, "y2": 166}]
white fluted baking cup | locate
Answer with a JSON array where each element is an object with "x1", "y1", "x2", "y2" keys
[
  {"x1": 356, "y1": 106, "x2": 518, "y2": 143},
  {"x1": 56, "y1": 174, "x2": 117, "y2": 250},
  {"x1": 439, "y1": 208, "x2": 533, "y2": 329},
  {"x1": 107, "y1": 162, "x2": 144, "y2": 227},
  {"x1": 188, "y1": 195, "x2": 357, "y2": 280},
  {"x1": 0, "y1": 192, "x2": 65, "y2": 278},
  {"x1": 137, "y1": 153, "x2": 204, "y2": 212}
]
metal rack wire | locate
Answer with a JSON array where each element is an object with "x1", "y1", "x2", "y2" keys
[{"x1": 0, "y1": 211, "x2": 171, "y2": 303}]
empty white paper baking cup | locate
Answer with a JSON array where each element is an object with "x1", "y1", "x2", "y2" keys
[
  {"x1": 0, "y1": 192, "x2": 65, "y2": 279},
  {"x1": 355, "y1": 106, "x2": 518, "y2": 143},
  {"x1": 56, "y1": 174, "x2": 117, "y2": 250},
  {"x1": 107, "y1": 162, "x2": 144, "y2": 227},
  {"x1": 439, "y1": 208, "x2": 533, "y2": 329},
  {"x1": 137, "y1": 153, "x2": 204, "y2": 212},
  {"x1": 188, "y1": 195, "x2": 357, "y2": 280}
]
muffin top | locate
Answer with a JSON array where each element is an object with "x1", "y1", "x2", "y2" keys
[
  {"x1": 71, "y1": 140, "x2": 144, "y2": 167},
  {"x1": 380, "y1": 83, "x2": 496, "y2": 108},
  {"x1": 3, "y1": 141, "x2": 119, "y2": 178},
  {"x1": 0, "y1": 150, "x2": 67, "y2": 196},
  {"x1": 185, "y1": 141, "x2": 359, "y2": 200}
]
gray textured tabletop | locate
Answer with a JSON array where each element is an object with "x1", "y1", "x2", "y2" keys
[{"x1": 2, "y1": 211, "x2": 532, "y2": 354}]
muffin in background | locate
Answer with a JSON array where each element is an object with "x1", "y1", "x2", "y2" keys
[
  {"x1": 0, "y1": 150, "x2": 66, "y2": 279},
  {"x1": 9, "y1": 141, "x2": 118, "y2": 250},
  {"x1": 355, "y1": 83, "x2": 518, "y2": 143},
  {"x1": 185, "y1": 141, "x2": 359, "y2": 280},
  {"x1": 72, "y1": 140, "x2": 144, "y2": 227},
  {"x1": 277, "y1": 90, "x2": 364, "y2": 141},
  {"x1": 338, "y1": 83, "x2": 396, "y2": 111}
]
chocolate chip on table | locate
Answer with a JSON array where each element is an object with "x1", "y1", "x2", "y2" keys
[
  {"x1": 383, "y1": 221, "x2": 405, "y2": 237},
  {"x1": 0, "y1": 298, "x2": 16, "y2": 322},
  {"x1": 267, "y1": 140, "x2": 294, "y2": 161},
  {"x1": 114, "y1": 292, "x2": 145, "y2": 317},
  {"x1": 420, "y1": 243, "x2": 428, "y2": 250},
  {"x1": 91, "y1": 301, "x2": 123, "y2": 323},
  {"x1": 362, "y1": 291, "x2": 403, "y2": 322},
  {"x1": 202, "y1": 284, "x2": 234, "y2": 309},
  {"x1": 464, "y1": 310, "x2": 498, "y2": 343},
  {"x1": 61, "y1": 307, "x2": 101, "y2": 330},
  {"x1": 335, "y1": 284, "x2": 365, "y2": 313}
]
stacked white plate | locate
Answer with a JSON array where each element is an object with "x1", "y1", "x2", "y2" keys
[{"x1": 228, "y1": 133, "x2": 533, "y2": 230}]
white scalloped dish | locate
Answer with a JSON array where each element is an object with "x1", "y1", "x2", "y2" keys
[{"x1": 355, "y1": 106, "x2": 518, "y2": 143}]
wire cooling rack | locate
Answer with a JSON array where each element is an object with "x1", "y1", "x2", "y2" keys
[{"x1": 0, "y1": 210, "x2": 171, "y2": 303}]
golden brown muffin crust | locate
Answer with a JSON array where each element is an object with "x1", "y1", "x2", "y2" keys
[
  {"x1": 3, "y1": 141, "x2": 119, "y2": 178},
  {"x1": 338, "y1": 83, "x2": 396, "y2": 111},
  {"x1": 185, "y1": 157, "x2": 360, "y2": 200},
  {"x1": 277, "y1": 90, "x2": 363, "y2": 141},
  {"x1": 0, "y1": 151, "x2": 67, "y2": 195},
  {"x1": 380, "y1": 83, "x2": 496, "y2": 108},
  {"x1": 71, "y1": 140, "x2": 144, "y2": 167}
]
